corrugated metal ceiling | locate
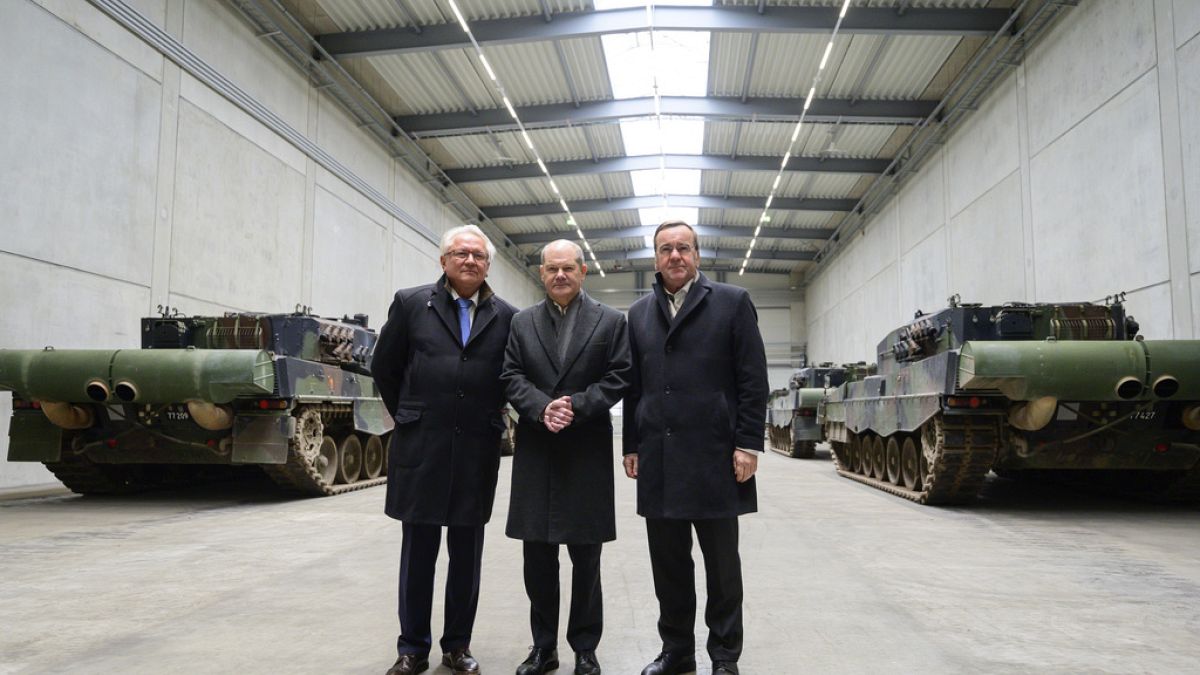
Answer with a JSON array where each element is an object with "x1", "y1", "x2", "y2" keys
[{"x1": 292, "y1": 0, "x2": 1028, "y2": 275}]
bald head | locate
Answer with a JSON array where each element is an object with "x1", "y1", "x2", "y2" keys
[{"x1": 540, "y1": 239, "x2": 588, "y2": 306}]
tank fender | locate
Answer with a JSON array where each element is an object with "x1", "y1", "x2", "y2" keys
[
  {"x1": 231, "y1": 414, "x2": 292, "y2": 465},
  {"x1": 6, "y1": 411, "x2": 63, "y2": 462},
  {"x1": 354, "y1": 399, "x2": 395, "y2": 436}
]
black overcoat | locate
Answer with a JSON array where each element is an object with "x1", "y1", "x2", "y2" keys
[
  {"x1": 622, "y1": 272, "x2": 769, "y2": 520},
  {"x1": 501, "y1": 292, "x2": 632, "y2": 544},
  {"x1": 372, "y1": 276, "x2": 516, "y2": 526}
]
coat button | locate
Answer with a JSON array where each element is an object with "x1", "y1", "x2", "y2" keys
[
  {"x1": 461, "y1": 355, "x2": 468, "y2": 361},
  {"x1": 455, "y1": 427, "x2": 462, "y2": 435},
  {"x1": 666, "y1": 427, "x2": 672, "y2": 436},
  {"x1": 665, "y1": 386, "x2": 672, "y2": 395},
  {"x1": 457, "y1": 391, "x2": 464, "y2": 398},
  {"x1": 666, "y1": 345, "x2": 673, "y2": 353}
]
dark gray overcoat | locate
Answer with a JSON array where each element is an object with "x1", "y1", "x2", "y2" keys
[
  {"x1": 501, "y1": 292, "x2": 632, "y2": 544},
  {"x1": 622, "y1": 272, "x2": 769, "y2": 520},
  {"x1": 372, "y1": 276, "x2": 516, "y2": 526}
]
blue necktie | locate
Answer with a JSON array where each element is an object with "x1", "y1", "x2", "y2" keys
[{"x1": 456, "y1": 298, "x2": 472, "y2": 347}]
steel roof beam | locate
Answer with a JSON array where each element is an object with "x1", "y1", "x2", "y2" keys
[
  {"x1": 318, "y1": 6, "x2": 1011, "y2": 58},
  {"x1": 398, "y1": 96, "x2": 933, "y2": 137},
  {"x1": 446, "y1": 154, "x2": 888, "y2": 183},
  {"x1": 486, "y1": 195, "x2": 856, "y2": 219},
  {"x1": 526, "y1": 248, "x2": 816, "y2": 264},
  {"x1": 510, "y1": 224, "x2": 835, "y2": 245}
]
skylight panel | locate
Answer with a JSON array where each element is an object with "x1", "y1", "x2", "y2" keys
[
  {"x1": 639, "y1": 206, "x2": 698, "y2": 227},
  {"x1": 593, "y1": 0, "x2": 712, "y2": 10},
  {"x1": 601, "y1": 31, "x2": 710, "y2": 99},
  {"x1": 629, "y1": 169, "x2": 702, "y2": 196},
  {"x1": 619, "y1": 118, "x2": 705, "y2": 156}
]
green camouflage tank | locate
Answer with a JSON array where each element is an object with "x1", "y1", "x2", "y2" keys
[
  {"x1": 766, "y1": 363, "x2": 859, "y2": 458},
  {"x1": 821, "y1": 296, "x2": 1200, "y2": 504},
  {"x1": 0, "y1": 310, "x2": 392, "y2": 496}
]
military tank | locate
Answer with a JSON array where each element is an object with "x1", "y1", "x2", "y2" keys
[
  {"x1": 821, "y1": 295, "x2": 1200, "y2": 504},
  {"x1": 765, "y1": 364, "x2": 851, "y2": 458},
  {"x1": 0, "y1": 309, "x2": 392, "y2": 496}
]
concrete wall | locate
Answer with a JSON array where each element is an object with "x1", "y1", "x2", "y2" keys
[
  {"x1": 806, "y1": 0, "x2": 1200, "y2": 364},
  {"x1": 0, "y1": 0, "x2": 541, "y2": 490},
  {"x1": 585, "y1": 269, "x2": 804, "y2": 390}
]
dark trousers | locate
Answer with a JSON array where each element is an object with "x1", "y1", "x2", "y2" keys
[
  {"x1": 396, "y1": 522, "x2": 485, "y2": 656},
  {"x1": 523, "y1": 541, "x2": 604, "y2": 652},
  {"x1": 645, "y1": 517, "x2": 743, "y2": 663}
]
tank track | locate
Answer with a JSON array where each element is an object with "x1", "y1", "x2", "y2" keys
[
  {"x1": 44, "y1": 448, "x2": 145, "y2": 495},
  {"x1": 260, "y1": 404, "x2": 387, "y2": 496},
  {"x1": 832, "y1": 414, "x2": 1000, "y2": 505}
]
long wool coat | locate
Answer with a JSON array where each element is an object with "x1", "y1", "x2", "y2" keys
[
  {"x1": 372, "y1": 276, "x2": 516, "y2": 526},
  {"x1": 501, "y1": 292, "x2": 632, "y2": 544},
  {"x1": 623, "y1": 272, "x2": 769, "y2": 520}
]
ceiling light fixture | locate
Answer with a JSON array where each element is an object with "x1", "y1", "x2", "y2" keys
[
  {"x1": 446, "y1": 0, "x2": 605, "y2": 277},
  {"x1": 740, "y1": 0, "x2": 852, "y2": 276}
]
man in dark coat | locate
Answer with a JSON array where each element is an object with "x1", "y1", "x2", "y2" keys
[
  {"x1": 622, "y1": 220, "x2": 769, "y2": 675},
  {"x1": 501, "y1": 239, "x2": 632, "y2": 675},
  {"x1": 372, "y1": 224, "x2": 518, "y2": 675}
]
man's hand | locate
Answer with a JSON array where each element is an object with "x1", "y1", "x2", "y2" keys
[
  {"x1": 623, "y1": 453, "x2": 638, "y2": 479},
  {"x1": 542, "y1": 396, "x2": 574, "y2": 433},
  {"x1": 733, "y1": 449, "x2": 758, "y2": 483}
]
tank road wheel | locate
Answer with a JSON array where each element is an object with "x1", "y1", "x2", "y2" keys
[
  {"x1": 860, "y1": 436, "x2": 872, "y2": 477},
  {"x1": 316, "y1": 435, "x2": 339, "y2": 485},
  {"x1": 885, "y1": 436, "x2": 902, "y2": 485},
  {"x1": 849, "y1": 434, "x2": 864, "y2": 474},
  {"x1": 870, "y1": 436, "x2": 886, "y2": 480},
  {"x1": 900, "y1": 436, "x2": 920, "y2": 490},
  {"x1": 337, "y1": 435, "x2": 363, "y2": 484},
  {"x1": 361, "y1": 435, "x2": 384, "y2": 480}
]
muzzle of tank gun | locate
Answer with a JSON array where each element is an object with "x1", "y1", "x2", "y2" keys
[
  {"x1": 85, "y1": 379, "x2": 111, "y2": 402},
  {"x1": 1115, "y1": 376, "x2": 1144, "y2": 400},
  {"x1": 39, "y1": 401, "x2": 95, "y2": 430},
  {"x1": 114, "y1": 381, "x2": 139, "y2": 402},
  {"x1": 1151, "y1": 375, "x2": 1179, "y2": 399}
]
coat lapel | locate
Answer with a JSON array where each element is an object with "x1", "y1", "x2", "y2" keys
[
  {"x1": 557, "y1": 293, "x2": 602, "y2": 380},
  {"x1": 427, "y1": 279, "x2": 462, "y2": 347},
  {"x1": 532, "y1": 301, "x2": 562, "y2": 373},
  {"x1": 467, "y1": 294, "x2": 498, "y2": 348}
]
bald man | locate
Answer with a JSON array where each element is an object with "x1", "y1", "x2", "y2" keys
[{"x1": 501, "y1": 240, "x2": 632, "y2": 675}]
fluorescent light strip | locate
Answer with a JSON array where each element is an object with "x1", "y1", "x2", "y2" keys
[
  {"x1": 446, "y1": 0, "x2": 605, "y2": 277},
  {"x1": 739, "y1": 1, "x2": 855, "y2": 272}
]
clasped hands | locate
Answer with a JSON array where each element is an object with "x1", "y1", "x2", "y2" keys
[{"x1": 542, "y1": 396, "x2": 574, "y2": 433}]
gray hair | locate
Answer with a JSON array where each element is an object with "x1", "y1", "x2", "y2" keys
[
  {"x1": 540, "y1": 239, "x2": 585, "y2": 267},
  {"x1": 441, "y1": 224, "x2": 497, "y2": 261}
]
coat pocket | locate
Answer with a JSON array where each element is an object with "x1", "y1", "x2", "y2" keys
[{"x1": 391, "y1": 406, "x2": 424, "y2": 467}]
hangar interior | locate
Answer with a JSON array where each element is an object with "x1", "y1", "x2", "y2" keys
[{"x1": 1, "y1": 0, "x2": 1198, "y2": 493}]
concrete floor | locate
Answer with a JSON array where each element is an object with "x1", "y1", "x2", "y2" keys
[{"x1": 2, "y1": 447, "x2": 1199, "y2": 675}]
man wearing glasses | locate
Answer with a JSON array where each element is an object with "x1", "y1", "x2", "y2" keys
[
  {"x1": 622, "y1": 220, "x2": 769, "y2": 675},
  {"x1": 373, "y1": 224, "x2": 518, "y2": 675}
]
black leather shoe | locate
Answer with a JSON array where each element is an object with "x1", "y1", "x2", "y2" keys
[
  {"x1": 442, "y1": 647, "x2": 481, "y2": 674},
  {"x1": 574, "y1": 650, "x2": 601, "y2": 675},
  {"x1": 516, "y1": 646, "x2": 559, "y2": 674},
  {"x1": 640, "y1": 651, "x2": 696, "y2": 675},
  {"x1": 385, "y1": 653, "x2": 429, "y2": 675},
  {"x1": 712, "y1": 662, "x2": 739, "y2": 674}
]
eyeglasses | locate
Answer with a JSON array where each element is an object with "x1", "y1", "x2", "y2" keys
[
  {"x1": 447, "y1": 249, "x2": 489, "y2": 262},
  {"x1": 656, "y1": 244, "x2": 694, "y2": 257}
]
